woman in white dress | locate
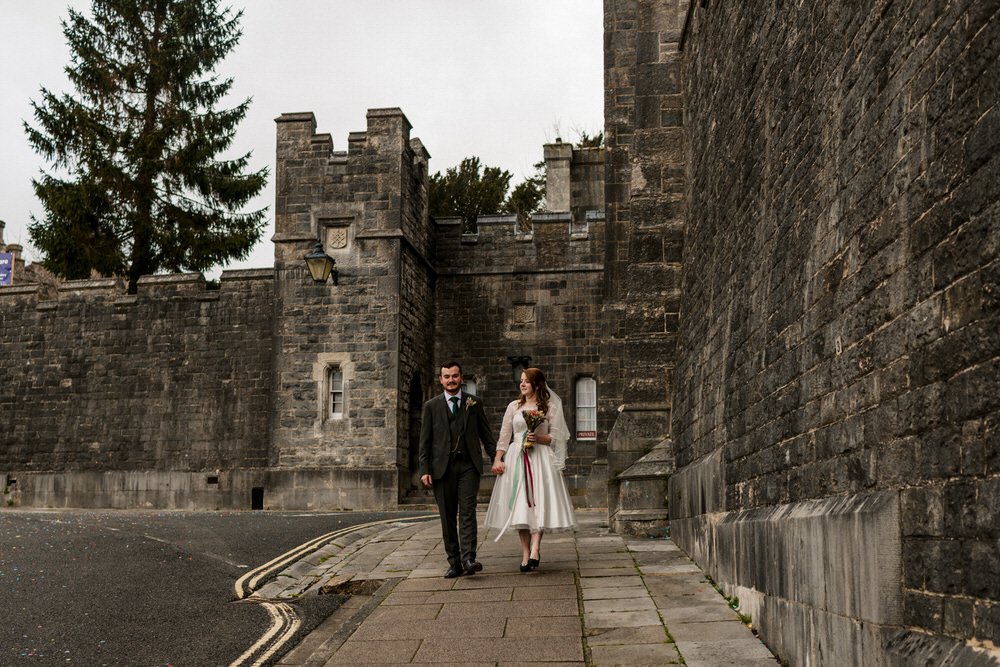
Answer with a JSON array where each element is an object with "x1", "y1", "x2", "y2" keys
[{"x1": 485, "y1": 367, "x2": 576, "y2": 571}]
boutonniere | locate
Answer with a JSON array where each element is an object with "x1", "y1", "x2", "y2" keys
[{"x1": 465, "y1": 398, "x2": 477, "y2": 409}]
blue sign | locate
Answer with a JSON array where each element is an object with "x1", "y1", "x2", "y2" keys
[{"x1": 0, "y1": 252, "x2": 11, "y2": 286}]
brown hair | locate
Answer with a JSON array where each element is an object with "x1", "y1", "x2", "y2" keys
[{"x1": 517, "y1": 367, "x2": 550, "y2": 414}]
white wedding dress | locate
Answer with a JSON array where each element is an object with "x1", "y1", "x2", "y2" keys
[{"x1": 484, "y1": 393, "x2": 577, "y2": 539}]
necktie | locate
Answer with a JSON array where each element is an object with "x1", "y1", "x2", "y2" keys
[{"x1": 450, "y1": 396, "x2": 459, "y2": 415}]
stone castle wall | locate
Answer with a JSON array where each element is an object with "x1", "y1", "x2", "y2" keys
[
  {"x1": 0, "y1": 271, "x2": 274, "y2": 507},
  {"x1": 0, "y1": 109, "x2": 610, "y2": 511},
  {"x1": 269, "y1": 109, "x2": 435, "y2": 509},
  {"x1": 672, "y1": 1, "x2": 999, "y2": 662},
  {"x1": 426, "y1": 143, "x2": 607, "y2": 503},
  {"x1": 602, "y1": 0, "x2": 688, "y2": 528},
  {"x1": 432, "y1": 205, "x2": 606, "y2": 501}
]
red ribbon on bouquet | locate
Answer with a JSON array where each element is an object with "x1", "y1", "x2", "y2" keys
[
  {"x1": 509, "y1": 431, "x2": 536, "y2": 510},
  {"x1": 521, "y1": 447, "x2": 535, "y2": 508}
]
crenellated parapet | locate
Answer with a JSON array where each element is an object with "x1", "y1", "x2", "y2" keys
[
  {"x1": 433, "y1": 143, "x2": 605, "y2": 276},
  {"x1": 273, "y1": 108, "x2": 432, "y2": 269},
  {"x1": 433, "y1": 211, "x2": 605, "y2": 277},
  {"x1": 0, "y1": 269, "x2": 274, "y2": 307}
]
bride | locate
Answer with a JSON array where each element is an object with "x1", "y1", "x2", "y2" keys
[{"x1": 485, "y1": 367, "x2": 577, "y2": 571}]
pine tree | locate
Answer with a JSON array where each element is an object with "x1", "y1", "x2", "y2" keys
[
  {"x1": 428, "y1": 157, "x2": 512, "y2": 233},
  {"x1": 25, "y1": 0, "x2": 267, "y2": 292},
  {"x1": 503, "y1": 160, "x2": 546, "y2": 231}
]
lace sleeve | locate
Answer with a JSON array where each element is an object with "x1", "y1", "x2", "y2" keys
[{"x1": 496, "y1": 401, "x2": 517, "y2": 453}]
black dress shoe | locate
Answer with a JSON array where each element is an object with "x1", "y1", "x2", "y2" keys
[
  {"x1": 444, "y1": 565, "x2": 463, "y2": 578},
  {"x1": 462, "y1": 559, "x2": 483, "y2": 575}
]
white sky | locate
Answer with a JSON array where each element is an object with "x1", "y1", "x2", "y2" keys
[{"x1": 0, "y1": 1, "x2": 603, "y2": 275}]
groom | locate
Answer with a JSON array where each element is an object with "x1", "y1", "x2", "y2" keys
[{"x1": 419, "y1": 361, "x2": 497, "y2": 578}]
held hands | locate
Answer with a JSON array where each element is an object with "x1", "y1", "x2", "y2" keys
[{"x1": 491, "y1": 457, "x2": 506, "y2": 475}]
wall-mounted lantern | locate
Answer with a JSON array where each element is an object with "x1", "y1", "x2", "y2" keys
[{"x1": 304, "y1": 240, "x2": 338, "y2": 285}]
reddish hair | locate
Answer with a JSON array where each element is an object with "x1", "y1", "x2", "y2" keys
[{"x1": 517, "y1": 367, "x2": 550, "y2": 414}]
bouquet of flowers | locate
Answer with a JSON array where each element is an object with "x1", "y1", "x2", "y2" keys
[{"x1": 522, "y1": 409, "x2": 546, "y2": 449}]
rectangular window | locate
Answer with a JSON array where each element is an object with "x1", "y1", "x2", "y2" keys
[
  {"x1": 329, "y1": 367, "x2": 344, "y2": 419},
  {"x1": 462, "y1": 379, "x2": 478, "y2": 396},
  {"x1": 576, "y1": 377, "x2": 597, "y2": 440}
]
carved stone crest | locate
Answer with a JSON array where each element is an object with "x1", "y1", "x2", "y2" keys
[{"x1": 326, "y1": 227, "x2": 348, "y2": 250}]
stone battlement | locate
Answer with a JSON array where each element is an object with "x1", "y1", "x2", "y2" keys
[{"x1": 0, "y1": 268, "x2": 273, "y2": 306}]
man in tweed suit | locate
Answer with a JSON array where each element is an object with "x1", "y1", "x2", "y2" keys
[{"x1": 419, "y1": 361, "x2": 497, "y2": 578}]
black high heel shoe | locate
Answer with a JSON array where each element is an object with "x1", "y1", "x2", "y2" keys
[
  {"x1": 520, "y1": 562, "x2": 532, "y2": 573},
  {"x1": 528, "y1": 555, "x2": 540, "y2": 569}
]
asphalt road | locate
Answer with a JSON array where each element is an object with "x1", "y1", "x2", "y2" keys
[{"x1": 0, "y1": 509, "x2": 429, "y2": 666}]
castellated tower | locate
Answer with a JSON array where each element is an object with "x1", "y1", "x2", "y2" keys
[{"x1": 271, "y1": 109, "x2": 433, "y2": 508}]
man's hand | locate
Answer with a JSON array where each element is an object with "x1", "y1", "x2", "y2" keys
[
  {"x1": 491, "y1": 460, "x2": 505, "y2": 475},
  {"x1": 421, "y1": 474, "x2": 432, "y2": 488}
]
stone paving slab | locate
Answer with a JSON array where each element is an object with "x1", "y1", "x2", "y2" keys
[
  {"x1": 505, "y1": 616, "x2": 582, "y2": 637},
  {"x1": 578, "y1": 566, "x2": 637, "y2": 576},
  {"x1": 351, "y1": 617, "x2": 507, "y2": 641},
  {"x1": 381, "y1": 591, "x2": 440, "y2": 605},
  {"x1": 412, "y1": 636, "x2": 584, "y2": 663},
  {"x1": 644, "y1": 575, "x2": 716, "y2": 595},
  {"x1": 584, "y1": 625, "x2": 671, "y2": 646},
  {"x1": 583, "y1": 595, "x2": 657, "y2": 614},
  {"x1": 625, "y1": 541, "x2": 681, "y2": 551},
  {"x1": 367, "y1": 604, "x2": 442, "y2": 622},
  {"x1": 658, "y1": 601, "x2": 744, "y2": 622},
  {"x1": 512, "y1": 584, "x2": 577, "y2": 600},
  {"x1": 435, "y1": 598, "x2": 580, "y2": 620},
  {"x1": 453, "y1": 571, "x2": 576, "y2": 588},
  {"x1": 581, "y1": 585, "x2": 649, "y2": 600},
  {"x1": 669, "y1": 619, "x2": 758, "y2": 642},
  {"x1": 652, "y1": 588, "x2": 723, "y2": 605},
  {"x1": 575, "y1": 554, "x2": 635, "y2": 565},
  {"x1": 578, "y1": 574, "x2": 645, "y2": 589},
  {"x1": 392, "y1": 577, "x2": 458, "y2": 592},
  {"x1": 326, "y1": 639, "x2": 420, "y2": 664},
  {"x1": 674, "y1": 638, "x2": 779, "y2": 665},
  {"x1": 263, "y1": 512, "x2": 777, "y2": 666},
  {"x1": 589, "y1": 642, "x2": 683, "y2": 665},
  {"x1": 584, "y1": 609, "x2": 664, "y2": 628},
  {"x1": 641, "y1": 563, "x2": 704, "y2": 575},
  {"x1": 424, "y1": 587, "x2": 515, "y2": 603}
]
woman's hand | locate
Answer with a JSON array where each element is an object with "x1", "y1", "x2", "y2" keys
[
  {"x1": 526, "y1": 433, "x2": 552, "y2": 445},
  {"x1": 492, "y1": 456, "x2": 506, "y2": 474}
]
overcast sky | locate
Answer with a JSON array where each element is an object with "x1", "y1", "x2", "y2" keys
[{"x1": 0, "y1": 1, "x2": 603, "y2": 275}]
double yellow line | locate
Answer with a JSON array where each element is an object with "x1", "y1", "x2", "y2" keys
[
  {"x1": 229, "y1": 514, "x2": 435, "y2": 667},
  {"x1": 229, "y1": 601, "x2": 299, "y2": 667},
  {"x1": 233, "y1": 514, "x2": 434, "y2": 600}
]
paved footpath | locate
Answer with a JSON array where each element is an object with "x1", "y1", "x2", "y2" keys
[{"x1": 263, "y1": 509, "x2": 778, "y2": 666}]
